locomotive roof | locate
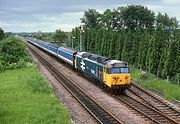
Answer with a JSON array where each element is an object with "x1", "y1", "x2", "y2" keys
[
  {"x1": 78, "y1": 52, "x2": 111, "y2": 64},
  {"x1": 106, "y1": 60, "x2": 128, "y2": 68},
  {"x1": 77, "y1": 52, "x2": 128, "y2": 67}
]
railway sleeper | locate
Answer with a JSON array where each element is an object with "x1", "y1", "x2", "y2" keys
[
  {"x1": 168, "y1": 113, "x2": 180, "y2": 116},
  {"x1": 144, "y1": 112, "x2": 157, "y2": 115}
]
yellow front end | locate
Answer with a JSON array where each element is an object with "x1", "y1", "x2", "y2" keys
[{"x1": 103, "y1": 72, "x2": 131, "y2": 88}]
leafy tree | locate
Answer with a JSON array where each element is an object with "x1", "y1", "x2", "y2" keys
[
  {"x1": 156, "y1": 13, "x2": 179, "y2": 29},
  {"x1": 73, "y1": 5, "x2": 179, "y2": 80},
  {"x1": 166, "y1": 32, "x2": 180, "y2": 77},
  {"x1": 53, "y1": 29, "x2": 68, "y2": 44},
  {"x1": 100, "y1": 29, "x2": 106, "y2": 56},
  {"x1": 0, "y1": 28, "x2": 5, "y2": 40},
  {"x1": 116, "y1": 31, "x2": 125, "y2": 60},
  {"x1": 5, "y1": 32, "x2": 13, "y2": 38},
  {"x1": 72, "y1": 27, "x2": 80, "y2": 50},
  {"x1": 81, "y1": 9, "x2": 100, "y2": 28},
  {"x1": 96, "y1": 28, "x2": 104, "y2": 55},
  {"x1": 99, "y1": 9, "x2": 113, "y2": 29},
  {"x1": 120, "y1": 5, "x2": 155, "y2": 31},
  {"x1": 121, "y1": 30, "x2": 133, "y2": 62},
  {"x1": 174, "y1": 31, "x2": 180, "y2": 79},
  {"x1": 110, "y1": 31, "x2": 118, "y2": 59}
]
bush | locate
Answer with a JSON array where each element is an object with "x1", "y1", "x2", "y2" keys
[
  {"x1": 0, "y1": 37, "x2": 31, "y2": 71},
  {"x1": 139, "y1": 71, "x2": 149, "y2": 81},
  {"x1": 0, "y1": 61, "x2": 5, "y2": 72}
]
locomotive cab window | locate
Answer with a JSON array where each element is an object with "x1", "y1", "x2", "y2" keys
[{"x1": 110, "y1": 67, "x2": 129, "y2": 74}]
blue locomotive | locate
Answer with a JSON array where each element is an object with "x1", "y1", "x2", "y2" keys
[{"x1": 27, "y1": 38, "x2": 131, "y2": 93}]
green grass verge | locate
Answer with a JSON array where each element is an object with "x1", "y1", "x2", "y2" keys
[
  {"x1": 0, "y1": 66, "x2": 72, "y2": 124},
  {"x1": 130, "y1": 67, "x2": 180, "y2": 101}
]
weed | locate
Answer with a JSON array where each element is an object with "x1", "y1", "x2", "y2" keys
[{"x1": 130, "y1": 67, "x2": 180, "y2": 100}]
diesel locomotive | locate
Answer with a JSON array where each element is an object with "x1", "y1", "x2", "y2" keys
[{"x1": 27, "y1": 38, "x2": 131, "y2": 93}]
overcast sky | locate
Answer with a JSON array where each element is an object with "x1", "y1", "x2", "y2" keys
[{"x1": 0, "y1": 0, "x2": 179, "y2": 32}]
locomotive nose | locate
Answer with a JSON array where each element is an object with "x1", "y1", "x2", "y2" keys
[
  {"x1": 112, "y1": 76, "x2": 118, "y2": 80},
  {"x1": 112, "y1": 76, "x2": 121, "y2": 84},
  {"x1": 125, "y1": 75, "x2": 129, "y2": 79},
  {"x1": 111, "y1": 74, "x2": 130, "y2": 85}
]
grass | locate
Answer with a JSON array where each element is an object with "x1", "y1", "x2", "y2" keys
[
  {"x1": 0, "y1": 66, "x2": 72, "y2": 124},
  {"x1": 130, "y1": 67, "x2": 180, "y2": 101}
]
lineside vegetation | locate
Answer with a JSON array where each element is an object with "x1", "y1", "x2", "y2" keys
[
  {"x1": 0, "y1": 67, "x2": 72, "y2": 124},
  {"x1": 72, "y1": 5, "x2": 180, "y2": 83},
  {"x1": 0, "y1": 32, "x2": 72, "y2": 124},
  {"x1": 18, "y1": 5, "x2": 179, "y2": 100},
  {"x1": 26, "y1": 5, "x2": 180, "y2": 82},
  {"x1": 0, "y1": 36, "x2": 31, "y2": 72},
  {"x1": 131, "y1": 67, "x2": 180, "y2": 100}
]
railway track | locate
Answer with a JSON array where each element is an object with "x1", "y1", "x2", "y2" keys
[
  {"x1": 27, "y1": 42, "x2": 122, "y2": 124},
  {"x1": 115, "y1": 93, "x2": 179, "y2": 124},
  {"x1": 24, "y1": 39, "x2": 179, "y2": 124},
  {"x1": 128, "y1": 83, "x2": 180, "y2": 122}
]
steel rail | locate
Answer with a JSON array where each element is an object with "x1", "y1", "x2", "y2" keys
[
  {"x1": 114, "y1": 93, "x2": 178, "y2": 124},
  {"x1": 129, "y1": 82, "x2": 180, "y2": 122}
]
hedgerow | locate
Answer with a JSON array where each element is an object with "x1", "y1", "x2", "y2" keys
[{"x1": 0, "y1": 37, "x2": 31, "y2": 72}]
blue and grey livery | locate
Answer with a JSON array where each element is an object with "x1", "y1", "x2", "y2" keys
[{"x1": 27, "y1": 37, "x2": 131, "y2": 93}]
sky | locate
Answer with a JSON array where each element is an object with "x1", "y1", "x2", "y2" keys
[{"x1": 0, "y1": 0, "x2": 180, "y2": 32}]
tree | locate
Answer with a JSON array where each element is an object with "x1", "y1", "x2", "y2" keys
[
  {"x1": 98, "y1": 8, "x2": 124, "y2": 31},
  {"x1": 166, "y1": 32, "x2": 180, "y2": 78},
  {"x1": 121, "y1": 30, "x2": 133, "y2": 62},
  {"x1": 53, "y1": 29, "x2": 68, "y2": 45},
  {"x1": 73, "y1": 5, "x2": 179, "y2": 80},
  {"x1": 156, "y1": 13, "x2": 179, "y2": 29},
  {"x1": 121, "y1": 5, "x2": 155, "y2": 31},
  {"x1": 0, "y1": 28, "x2": 5, "y2": 40},
  {"x1": 99, "y1": 9, "x2": 113, "y2": 29},
  {"x1": 95, "y1": 28, "x2": 103, "y2": 55},
  {"x1": 81, "y1": 9, "x2": 100, "y2": 28}
]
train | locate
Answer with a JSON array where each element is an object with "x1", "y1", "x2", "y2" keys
[{"x1": 27, "y1": 38, "x2": 131, "y2": 93}]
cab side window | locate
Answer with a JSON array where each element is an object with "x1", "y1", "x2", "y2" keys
[
  {"x1": 98, "y1": 68, "x2": 103, "y2": 78},
  {"x1": 106, "y1": 68, "x2": 110, "y2": 74}
]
